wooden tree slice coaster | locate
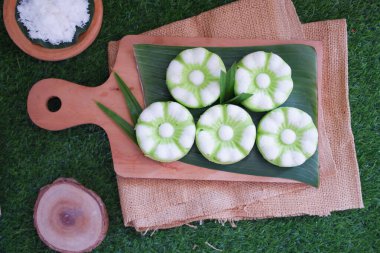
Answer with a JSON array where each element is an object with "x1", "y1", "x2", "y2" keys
[{"x1": 34, "y1": 178, "x2": 108, "y2": 253}]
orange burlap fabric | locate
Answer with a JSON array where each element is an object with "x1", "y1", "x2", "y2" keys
[{"x1": 108, "y1": 0, "x2": 363, "y2": 231}]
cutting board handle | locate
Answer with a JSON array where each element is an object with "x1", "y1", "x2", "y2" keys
[{"x1": 27, "y1": 78, "x2": 101, "y2": 131}]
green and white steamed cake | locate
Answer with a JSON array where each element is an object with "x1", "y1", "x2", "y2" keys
[
  {"x1": 257, "y1": 107, "x2": 318, "y2": 167},
  {"x1": 135, "y1": 101, "x2": 196, "y2": 162},
  {"x1": 166, "y1": 47, "x2": 226, "y2": 108},
  {"x1": 235, "y1": 51, "x2": 293, "y2": 112},
  {"x1": 196, "y1": 104, "x2": 256, "y2": 164}
]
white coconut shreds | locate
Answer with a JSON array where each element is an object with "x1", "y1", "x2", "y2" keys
[{"x1": 17, "y1": 0, "x2": 90, "y2": 45}]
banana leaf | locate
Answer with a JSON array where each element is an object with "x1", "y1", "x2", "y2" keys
[
  {"x1": 15, "y1": 0, "x2": 95, "y2": 49},
  {"x1": 134, "y1": 44, "x2": 319, "y2": 187}
]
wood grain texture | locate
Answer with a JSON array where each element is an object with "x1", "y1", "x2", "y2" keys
[
  {"x1": 34, "y1": 178, "x2": 108, "y2": 253},
  {"x1": 3, "y1": 0, "x2": 103, "y2": 61},
  {"x1": 27, "y1": 35, "x2": 323, "y2": 183}
]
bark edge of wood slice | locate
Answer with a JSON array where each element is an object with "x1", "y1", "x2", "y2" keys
[{"x1": 34, "y1": 178, "x2": 108, "y2": 253}]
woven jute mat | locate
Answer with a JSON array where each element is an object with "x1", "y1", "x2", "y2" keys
[{"x1": 107, "y1": 0, "x2": 363, "y2": 231}]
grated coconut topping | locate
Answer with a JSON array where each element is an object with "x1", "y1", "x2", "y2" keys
[{"x1": 17, "y1": 0, "x2": 90, "y2": 45}]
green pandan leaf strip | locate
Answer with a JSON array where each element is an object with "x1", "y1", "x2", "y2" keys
[
  {"x1": 220, "y1": 62, "x2": 237, "y2": 103},
  {"x1": 224, "y1": 62, "x2": 237, "y2": 101},
  {"x1": 224, "y1": 93, "x2": 252, "y2": 105},
  {"x1": 219, "y1": 70, "x2": 227, "y2": 104},
  {"x1": 114, "y1": 72, "x2": 143, "y2": 125},
  {"x1": 96, "y1": 102, "x2": 137, "y2": 145}
]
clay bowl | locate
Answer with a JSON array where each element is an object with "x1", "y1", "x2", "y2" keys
[{"x1": 3, "y1": 0, "x2": 103, "y2": 61}]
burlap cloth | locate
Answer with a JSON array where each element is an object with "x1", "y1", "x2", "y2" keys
[{"x1": 107, "y1": 0, "x2": 363, "y2": 231}]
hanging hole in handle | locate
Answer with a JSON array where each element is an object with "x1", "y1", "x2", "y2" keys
[{"x1": 47, "y1": 96, "x2": 62, "y2": 112}]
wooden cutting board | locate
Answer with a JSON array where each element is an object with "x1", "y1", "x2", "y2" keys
[{"x1": 27, "y1": 35, "x2": 323, "y2": 183}]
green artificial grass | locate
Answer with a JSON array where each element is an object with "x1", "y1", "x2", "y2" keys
[{"x1": 0, "y1": 0, "x2": 379, "y2": 252}]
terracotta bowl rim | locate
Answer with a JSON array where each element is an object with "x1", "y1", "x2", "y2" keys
[{"x1": 3, "y1": 0, "x2": 103, "y2": 61}]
